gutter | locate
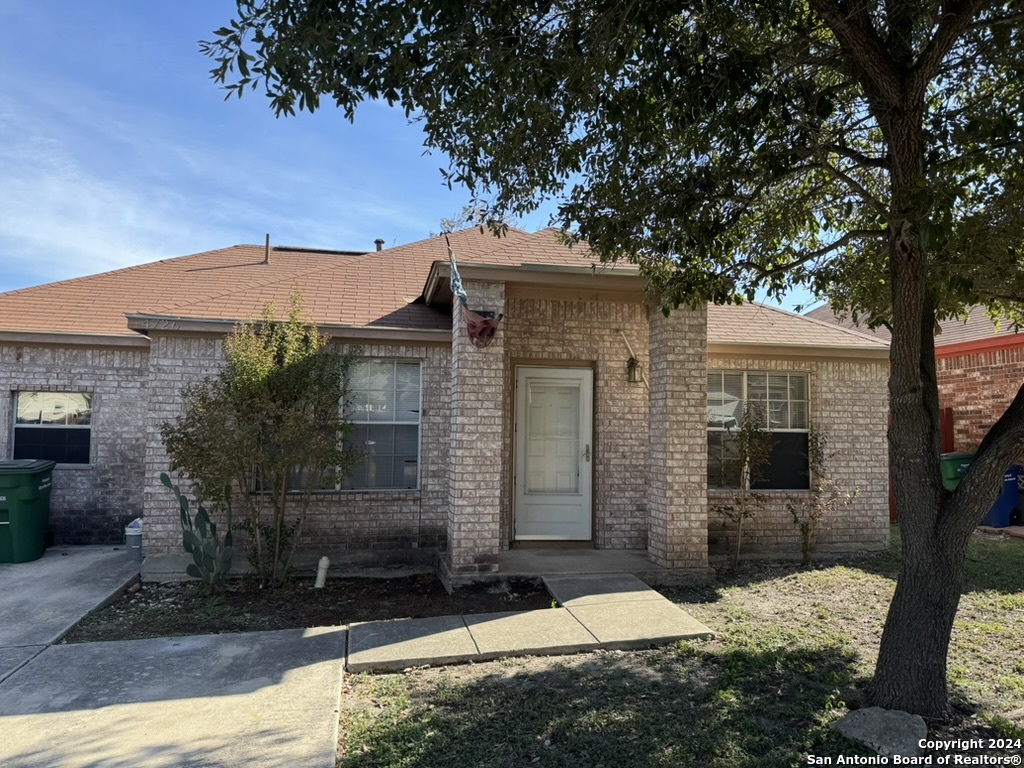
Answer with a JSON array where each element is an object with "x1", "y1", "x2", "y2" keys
[
  {"x1": 935, "y1": 333, "x2": 1024, "y2": 359},
  {"x1": 0, "y1": 330, "x2": 150, "y2": 348},
  {"x1": 125, "y1": 314, "x2": 451, "y2": 345},
  {"x1": 709, "y1": 341, "x2": 890, "y2": 361}
]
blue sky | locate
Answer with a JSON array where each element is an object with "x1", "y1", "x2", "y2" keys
[
  {"x1": 0, "y1": 1, "x2": 811, "y2": 309},
  {"x1": 0, "y1": 0, "x2": 553, "y2": 294}
]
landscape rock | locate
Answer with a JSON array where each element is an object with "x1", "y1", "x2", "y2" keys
[{"x1": 831, "y1": 707, "x2": 928, "y2": 757}]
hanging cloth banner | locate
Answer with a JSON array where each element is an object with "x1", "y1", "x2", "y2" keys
[{"x1": 446, "y1": 234, "x2": 503, "y2": 348}]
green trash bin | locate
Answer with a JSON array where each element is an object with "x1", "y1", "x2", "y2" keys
[
  {"x1": 0, "y1": 460, "x2": 56, "y2": 563},
  {"x1": 940, "y1": 452, "x2": 975, "y2": 491}
]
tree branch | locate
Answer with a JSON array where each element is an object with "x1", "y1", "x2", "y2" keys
[
  {"x1": 733, "y1": 228, "x2": 887, "y2": 277},
  {"x1": 818, "y1": 161, "x2": 888, "y2": 216},
  {"x1": 807, "y1": 0, "x2": 903, "y2": 103},
  {"x1": 913, "y1": 0, "x2": 991, "y2": 90},
  {"x1": 824, "y1": 143, "x2": 889, "y2": 169},
  {"x1": 933, "y1": 139, "x2": 1024, "y2": 169},
  {"x1": 971, "y1": 10, "x2": 1024, "y2": 28}
]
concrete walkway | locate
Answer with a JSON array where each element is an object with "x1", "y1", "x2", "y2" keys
[
  {"x1": 0, "y1": 546, "x2": 141, "y2": 684},
  {"x1": 347, "y1": 573, "x2": 714, "y2": 672},
  {"x1": 0, "y1": 548, "x2": 713, "y2": 767},
  {"x1": 1, "y1": 627, "x2": 347, "y2": 768}
]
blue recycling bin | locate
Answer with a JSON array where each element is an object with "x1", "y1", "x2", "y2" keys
[{"x1": 981, "y1": 465, "x2": 1021, "y2": 528}]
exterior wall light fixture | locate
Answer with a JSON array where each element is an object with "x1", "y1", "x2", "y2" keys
[{"x1": 627, "y1": 356, "x2": 643, "y2": 383}]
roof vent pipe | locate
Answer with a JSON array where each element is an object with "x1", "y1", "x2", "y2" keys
[
  {"x1": 374, "y1": 238, "x2": 385, "y2": 252},
  {"x1": 264, "y1": 234, "x2": 271, "y2": 264}
]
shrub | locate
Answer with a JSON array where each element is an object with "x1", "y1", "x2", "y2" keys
[{"x1": 162, "y1": 296, "x2": 359, "y2": 588}]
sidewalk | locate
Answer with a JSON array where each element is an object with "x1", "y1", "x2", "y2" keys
[
  {"x1": 347, "y1": 573, "x2": 714, "y2": 672},
  {"x1": 0, "y1": 547, "x2": 346, "y2": 768}
]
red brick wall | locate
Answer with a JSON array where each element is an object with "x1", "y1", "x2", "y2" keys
[{"x1": 937, "y1": 345, "x2": 1024, "y2": 455}]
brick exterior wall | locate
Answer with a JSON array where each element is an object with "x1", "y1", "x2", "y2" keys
[
  {"x1": 0, "y1": 343, "x2": 149, "y2": 544},
  {"x1": 141, "y1": 334, "x2": 225, "y2": 553},
  {"x1": 503, "y1": 297, "x2": 651, "y2": 549},
  {"x1": 937, "y1": 345, "x2": 1024, "y2": 458},
  {"x1": 647, "y1": 305, "x2": 710, "y2": 568},
  {"x1": 0, "y1": 298, "x2": 891, "y2": 568},
  {"x1": 445, "y1": 282, "x2": 506, "y2": 576},
  {"x1": 142, "y1": 333, "x2": 453, "y2": 557},
  {"x1": 706, "y1": 355, "x2": 890, "y2": 557}
]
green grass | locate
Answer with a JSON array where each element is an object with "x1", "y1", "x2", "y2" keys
[
  {"x1": 338, "y1": 531, "x2": 1024, "y2": 767},
  {"x1": 340, "y1": 647, "x2": 871, "y2": 768}
]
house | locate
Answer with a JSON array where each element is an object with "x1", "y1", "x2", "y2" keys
[
  {"x1": 806, "y1": 304, "x2": 1024, "y2": 456},
  {"x1": 0, "y1": 228, "x2": 891, "y2": 584}
]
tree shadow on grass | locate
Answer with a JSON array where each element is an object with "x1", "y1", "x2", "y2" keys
[
  {"x1": 340, "y1": 645, "x2": 874, "y2": 768},
  {"x1": 848, "y1": 527, "x2": 1024, "y2": 595},
  {"x1": 662, "y1": 527, "x2": 1023, "y2": 608}
]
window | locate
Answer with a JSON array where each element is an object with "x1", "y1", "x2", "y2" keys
[
  {"x1": 707, "y1": 371, "x2": 809, "y2": 490},
  {"x1": 13, "y1": 392, "x2": 92, "y2": 464},
  {"x1": 342, "y1": 360, "x2": 421, "y2": 490}
]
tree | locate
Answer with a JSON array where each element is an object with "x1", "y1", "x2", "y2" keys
[
  {"x1": 202, "y1": 0, "x2": 1024, "y2": 716},
  {"x1": 162, "y1": 297, "x2": 359, "y2": 588}
]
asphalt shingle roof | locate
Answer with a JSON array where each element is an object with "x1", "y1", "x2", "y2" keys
[
  {"x1": 0, "y1": 229, "x2": 884, "y2": 352},
  {"x1": 805, "y1": 304, "x2": 1024, "y2": 348},
  {"x1": 708, "y1": 302, "x2": 886, "y2": 349}
]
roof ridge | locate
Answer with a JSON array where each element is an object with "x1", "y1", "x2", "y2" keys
[{"x1": 374, "y1": 225, "x2": 530, "y2": 256}]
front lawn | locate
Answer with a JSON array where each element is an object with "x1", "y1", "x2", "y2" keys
[{"x1": 339, "y1": 530, "x2": 1024, "y2": 767}]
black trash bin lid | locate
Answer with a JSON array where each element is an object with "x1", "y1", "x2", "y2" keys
[{"x1": 0, "y1": 459, "x2": 57, "y2": 474}]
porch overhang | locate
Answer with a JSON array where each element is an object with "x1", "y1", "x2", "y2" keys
[{"x1": 422, "y1": 261, "x2": 646, "y2": 307}]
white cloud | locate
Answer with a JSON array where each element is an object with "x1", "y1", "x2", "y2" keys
[{"x1": 0, "y1": 1, "x2": 558, "y2": 294}]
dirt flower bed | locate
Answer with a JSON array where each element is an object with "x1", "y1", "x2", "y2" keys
[{"x1": 62, "y1": 573, "x2": 552, "y2": 643}]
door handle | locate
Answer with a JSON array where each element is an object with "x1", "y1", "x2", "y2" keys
[{"x1": 583, "y1": 444, "x2": 591, "y2": 462}]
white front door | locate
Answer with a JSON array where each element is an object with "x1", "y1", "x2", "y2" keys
[{"x1": 514, "y1": 366, "x2": 593, "y2": 540}]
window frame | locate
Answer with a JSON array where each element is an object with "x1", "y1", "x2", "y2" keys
[
  {"x1": 340, "y1": 358, "x2": 423, "y2": 492},
  {"x1": 706, "y1": 371, "x2": 810, "y2": 491},
  {"x1": 12, "y1": 391, "x2": 93, "y2": 466}
]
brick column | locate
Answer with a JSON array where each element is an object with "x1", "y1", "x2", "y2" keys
[
  {"x1": 443, "y1": 281, "x2": 506, "y2": 585},
  {"x1": 647, "y1": 303, "x2": 709, "y2": 568}
]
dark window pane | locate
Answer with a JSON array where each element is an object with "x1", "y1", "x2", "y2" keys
[
  {"x1": 707, "y1": 431, "x2": 742, "y2": 489},
  {"x1": 343, "y1": 425, "x2": 420, "y2": 489},
  {"x1": 366, "y1": 425, "x2": 395, "y2": 455},
  {"x1": 752, "y1": 433, "x2": 810, "y2": 490},
  {"x1": 394, "y1": 456, "x2": 418, "y2": 488},
  {"x1": 13, "y1": 426, "x2": 90, "y2": 464}
]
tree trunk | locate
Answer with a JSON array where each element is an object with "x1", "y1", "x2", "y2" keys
[
  {"x1": 867, "y1": 103, "x2": 959, "y2": 717},
  {"x1": 869, "y1": 516, "x2": 967, "y2": 717}
]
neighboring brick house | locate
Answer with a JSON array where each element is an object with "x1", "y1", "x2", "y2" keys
[
  {"x1": 0, "y1": 229, "x2": 890, "y2": 583},
  {"x1": 806, "y1": 304, "x2": 1024, "y2": 456}
]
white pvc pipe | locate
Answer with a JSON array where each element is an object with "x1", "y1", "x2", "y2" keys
[{"x1": 314, "y1": 556, "x2": 330, "y2": 588}]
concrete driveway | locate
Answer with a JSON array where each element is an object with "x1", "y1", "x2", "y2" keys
[{"x1": 0, "y1": 547, "x2": 347, "y2": 768}]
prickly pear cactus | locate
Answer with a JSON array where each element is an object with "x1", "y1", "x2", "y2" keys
[{"x1": 160, "y1": 473, "x2": 234, "y2": 593}]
